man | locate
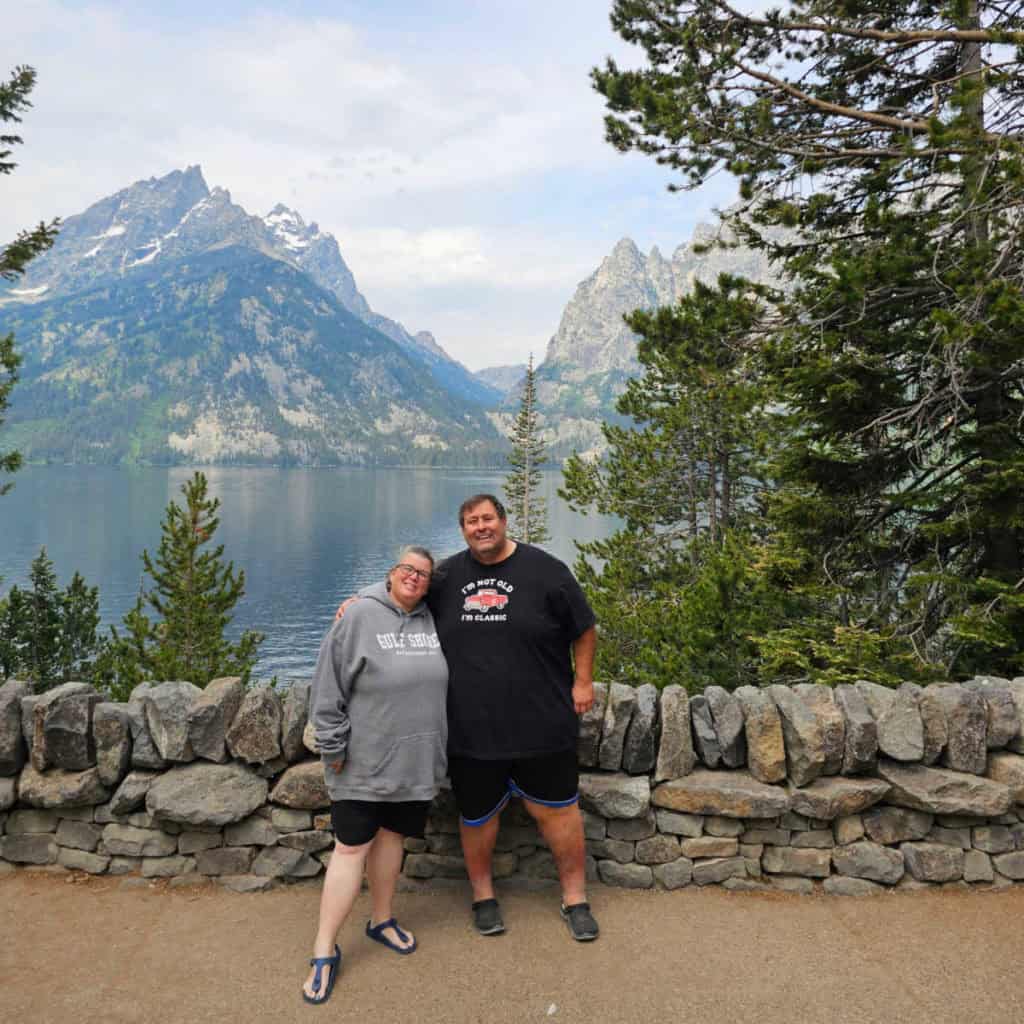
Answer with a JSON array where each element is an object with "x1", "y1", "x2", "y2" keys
[{"x1": 339, "y1": 493, "x2": 599, "y2": 941}]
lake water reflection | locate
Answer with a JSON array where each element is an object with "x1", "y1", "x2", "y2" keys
[{"x1": 0, "y1": 466, "x2": 618, "y2": 679}]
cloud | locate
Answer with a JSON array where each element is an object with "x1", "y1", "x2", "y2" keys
[{"x1": 3, "y1": 1, "x2": 738, "y2": 368}]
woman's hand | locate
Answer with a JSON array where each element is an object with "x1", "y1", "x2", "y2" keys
[
  {"x1": 334, "y1": 596, "x2": 358, "y2": 621},
  {"x1": 327, "y1": 759, "x2": 345, "y2": 774},
  {"x1": 572, "y1": 677, "x2": 594, "y2": 715}
]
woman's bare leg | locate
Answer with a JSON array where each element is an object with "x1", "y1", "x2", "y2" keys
[
  {"x1": 303, "y1": 839, "x2": 370, "y2": 999},
  {"x1": 365, "y1": 827, "x2": 415, "y2": 950}
]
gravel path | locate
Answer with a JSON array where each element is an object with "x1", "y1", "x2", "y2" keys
[{"x1": 3, "y1": 872, "x2": 1023, "y2": 1023}]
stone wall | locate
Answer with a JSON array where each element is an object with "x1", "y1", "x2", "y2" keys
[{"x1": 1, "y1": 676, "x2": 1023, "y2": 895}]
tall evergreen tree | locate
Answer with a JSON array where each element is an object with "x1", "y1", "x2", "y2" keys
[
  {"x1": 102, "y1": 472, "x2": 263, "y2": 689},
  {"x1": 504, "y1": 354, "x2": 551, "y2": 544},
  {"x1": 593, "y1": 0, "x2": 1024, "y2": 676},
  {"x1": 1, "y1": 66, "x2": 60, "y2": 495}
]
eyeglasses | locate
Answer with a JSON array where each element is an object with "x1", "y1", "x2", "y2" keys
[{"x1": 395, "y1": 563, "x2": 431, "y2": 581}]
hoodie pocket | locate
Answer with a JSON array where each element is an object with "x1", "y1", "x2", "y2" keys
[{"x1": 363, "y1": 732, "x2": 445, "y2": 795}]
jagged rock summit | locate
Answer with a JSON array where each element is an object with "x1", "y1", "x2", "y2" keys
[{"x1": 1, "y1": 167, "x2": 502, "y2": 466}]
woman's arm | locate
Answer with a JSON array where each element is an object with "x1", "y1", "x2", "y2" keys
[{"x1": 310, "y1": 617, "x2": 364, "y2": 768}]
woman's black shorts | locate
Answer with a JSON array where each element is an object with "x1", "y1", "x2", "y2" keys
[{"x1": 330, "y1": 799, "x2": 432, "y2": 847}]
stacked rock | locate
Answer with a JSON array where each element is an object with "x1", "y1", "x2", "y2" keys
[{"x1": 0, "y1": 675, "x2": 1023, "y2": 894}]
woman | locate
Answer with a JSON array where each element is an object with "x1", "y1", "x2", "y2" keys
[{"x1": 302, "y1": 546, "x2": 448, "y2": 1005}]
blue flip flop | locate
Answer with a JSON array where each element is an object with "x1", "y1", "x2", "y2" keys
[
  {"x1": 302, "y1": 944, "x2": 341, "y2": 1005},
  {"x1": 365, "y1": 917, "x2": 417, "y2": 955}
]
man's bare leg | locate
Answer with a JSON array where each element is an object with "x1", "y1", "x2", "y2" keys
[
  {"x1": 525, "y1": 801, "x2": 587, "y2": 906},
  {"x1": 460, "y1": 813, "x2": 501, "y2": 902}
]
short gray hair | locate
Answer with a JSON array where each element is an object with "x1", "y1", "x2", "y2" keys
[{"x1": 397, "y1": 544, "x2": 434, "y2": 569}]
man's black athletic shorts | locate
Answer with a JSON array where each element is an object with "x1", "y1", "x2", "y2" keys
[
  {"x1": 330, "y1": 799, "x2": 432, "y2": 847},
  {"x1": 448, "y1": 749, "x2": 579, "y2": 826}
]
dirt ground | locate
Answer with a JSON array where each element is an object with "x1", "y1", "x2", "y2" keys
[{"x1": 2, "y1": 871, "x2": 1024, "y2": 1024}]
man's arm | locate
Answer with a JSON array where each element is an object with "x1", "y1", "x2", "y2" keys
[{"x1": 571, "y1": 626, "x2": 597, "y2": 715}]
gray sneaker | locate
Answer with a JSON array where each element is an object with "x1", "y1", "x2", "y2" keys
[
  {"x1": 560, "y1": 902, "x2": 599, "y2": 942},
  {"x1": 472, "y1": 898, "x2": 506, "y2": 936}
]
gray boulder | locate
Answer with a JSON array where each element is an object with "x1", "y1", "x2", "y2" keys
[
  {"x1": 252, "y1": 845, "x2": 320, "y2": 879},
  {"x1": 963, "y1": 849, "x2": 994, "y2": 883},
  {"x1": 654, "y1": 686, "x2": 696, "y2": 782},
  {"x1": 17, "y1": 764, "x2": 109, "y2": 808},
  {"x1": 143, "y1": 681, "x2": 202, "y2": 762},
  {"x1": 964, "y1": 677, "x2": 1019, "y2": 750},
  {"x1": 652, "y1": 768, "x2": 790, "y2": 819},
  {"x1": 280, "y1": 680, "x2": 312, "y2": 763},
  {"x1": 32, "y1": 683, "x2": 101, "y2": 771},
  {"x1": 0, "y1": 679, "x2": 29, "y2": 776},
  {"x1": 855, "y1": 681, "x2": 924, "y2": 763},
  {"x1": 794, "y1": 684, "x2": 845, "y2": 775},
  {"x1": 225, "y1": 686, "x2": 283, "y2": 764},
  {"x1": 831, "y1": 840, "x2": 905, "y2": 884},
  {"x1": 689, "y1": 695, "x2": 722, "y2": 768},
  {"x1": 187, "y1": 676, "x2": 244, "y2": 763},
  {"x1": 196, "y1": 847, "x2": 256, "y2": 875},
  {"x1": 910, "y1": 685, "x2": 948, "y2": 765},
  {"x1": 692, "y1": 856, "x2": 747, "y2": 885},
  {"x1": 0, "y1": 775, "x2": 16, "y2": 810},
  {"x1": 862, "y1": 806, "x2": 933, "y2": 844},
  {"x1": 109, "y1": 770, "x2": 159, "y2": 815},
  {"x1": 877, "y1": 759, "x2": 1011, "y2": 817},
  {"x1": 652, "y1": 857, "x2": 694, "y2": 889},
  {"x1": 577, "y1": 682, "x2": 608, "y2": 769},
  {"x1": 146, "y1": 762, "x2": 268, "y2": 827},
  {"x1": 986, "y1": 752, "x2": 1024, "y2": 803},
  {"x1": 621, "y1": 684, "x2": 659, "y2": 775},
  {"x1": 768, "y1": 685, "x2": 825, "y2": 787},
  {"x1": 92, "y1": 703, "x2": 132, "y2": 787},
  {"x1": 578, "y1": 772, "x2": 651, "y2": 820},
  {"x1": 833, "y1": 684, "x2": 878, "y2": 775},
  {"x1": 101, "y1": 823, "x2": 178, "y2": 857},
  {"x1": 919, "y1": 684, "x2": 987, "y2": 774},
  {"x1": 598, "y1": 683, "x2": 637, "y2": 771},
  {"x1": 992, "y1": 851, "x2": 1024, "y2": 879},
  {"x1": 761, "y1": 846, "x2": 831, "y2": 878},
  {"x1": 597, "y1": 861, "x2": 654, "y2": 889},
  {"x1": 125, "y1": 701, "x2": 168, "y2": 770},
  {"x1": 705, "y1": 686, "x2": 747, "y2": 769},
  {"x1": 0, "y1": 834, "x2": 57, "y2": 864},
  {"x1": 1008, "y1": 678, "x2": 1024, "y2": 753},
  {"x1": 269, "y1": 761, "x2": 330, "y2": 810},
  {"x1": 20, "y1": 693, "x2": 40, "y2": 754},
  {"x1": 823, "y1": 876, "x2": 886, "y2": 897},
  {"x1": 734, "y1": 685, "x2": 786, "y2": 784},
  {"x1": 901, "y1": 841, "x2": 964, "y2": 882},
  {"x1": 787, "y1": 777, "x2": 890, "y2": 821},
  {"x1": 302, "y1": 720, "x2": 319, "y2": 756}
]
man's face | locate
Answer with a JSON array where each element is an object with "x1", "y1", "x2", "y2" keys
[{"x1": 461, "y1": 500, "x2": 508, "y2": 560}]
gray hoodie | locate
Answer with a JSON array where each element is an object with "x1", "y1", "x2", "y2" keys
[{"x1": 310, "y1": 581, "x2": 448, "y2": 802}]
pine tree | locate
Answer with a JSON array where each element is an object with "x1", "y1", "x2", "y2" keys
[
  {"x1": 504, "y1": 355, "x2": 550, "y2": 544},
  {"x1": 593, "y1": 1, "x2": 1024, "y2": 676},
  {"x1": 1, "y1": 66, "x2": 60, "y2": 495},
  {"x1": 104, "y1": 472, "x2": 263, "y2": 688}
]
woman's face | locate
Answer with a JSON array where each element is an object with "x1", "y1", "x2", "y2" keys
[{"x1": 388, "y1": 552, "x2": 433, "y2": 610}]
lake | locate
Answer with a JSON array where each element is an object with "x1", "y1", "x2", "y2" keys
[{"x1": 0, "y1": 466, "x2": 618, "y2": 680}]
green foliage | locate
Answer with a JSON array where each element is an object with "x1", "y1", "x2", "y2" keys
[
  {"x1": 587, "y1": 1, "x2": 1024, "y2": 681},
  {"x1": 0, "y1": 65, "x2": 60, "y2": 494},
  {"x1": 503, "y1": 354, "x2": 550, "y2": 544},
  {"x1": 100, "y1": 471, "x2": 263, "y2": 691},
  {"x1": 0, "y1": 549, "x2": 105, "y2": 692}
]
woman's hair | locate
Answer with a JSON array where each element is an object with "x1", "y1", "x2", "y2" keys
[{"x1": 386, "y1": 545, "x2": 435, "y2": 591}]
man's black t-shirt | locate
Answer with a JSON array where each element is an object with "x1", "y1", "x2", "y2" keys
[{"x1": 426, "y1": 543, "x2": 596, "y2": 760}]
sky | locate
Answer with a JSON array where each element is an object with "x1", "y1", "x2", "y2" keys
[{"x1": 4, "y1": 0, "x2": 740, "y2": 371}]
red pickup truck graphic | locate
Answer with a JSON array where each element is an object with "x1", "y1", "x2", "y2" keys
[{"x1": 463, "y1": 589, "x2": 509, "y2": 612}]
